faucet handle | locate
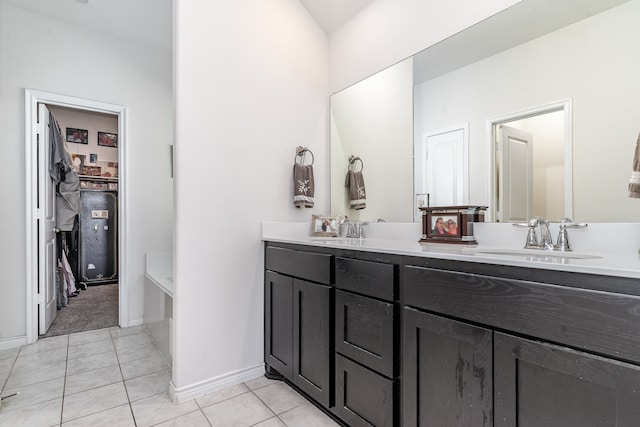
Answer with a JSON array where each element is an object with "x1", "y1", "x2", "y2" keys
[
  {"x1": 559, "y1": 217, "x2": 588, "y2": 230},
  {"x1": 554, "y1": 218, "x2": 587, "y2": 251},
  {"x1": 513, "y1": 222, "x2": 539, "y2": 249}
]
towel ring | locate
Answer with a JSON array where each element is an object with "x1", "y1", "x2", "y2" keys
[
  {"x1": 348, "y1": 155, "x2": 364, "y2": 173},
  {"x1": 295, "y1": 146, "x2": 314, "y2": 165}
]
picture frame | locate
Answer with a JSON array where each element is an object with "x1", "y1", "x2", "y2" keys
[
  {"x1": 70, "y1": 153, "x2": 86, "y2": 174},
  {"x1": 427, "y1": 212, "x2": 461, "y2": 239},
  {"x1": 66, "y1": 127, "x2": 88, "y2": 144},
  {"x1": 311, "y1": 215, "x2": 340, "y2": 237},
  {"x1": 98, "y1": 131, "x2": 118, "y2": 148},
  {"x1": 419, "y1": 205, "x2": 487, "y2": 244}
]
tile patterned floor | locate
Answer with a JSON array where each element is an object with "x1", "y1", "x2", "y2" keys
[{"x1": 0, "y1": 326, "x2": 339, "y2": 426}]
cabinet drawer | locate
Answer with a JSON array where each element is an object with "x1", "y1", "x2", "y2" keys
[
  {"x1": 335, "y1": 354, "x2": 394, "y2": 427},
  {"x1": 404, "y1": 265, "x2": 640, "y2": 364},
  {"x1": 266, "y1": 246, "x2": 333, "y2": 284},
  {"x1": 336, "y1": 257, "x2": 395, "y2": 301},
  {"x1": 336, "y1": 290, "x2": 394, "y2": 377}
]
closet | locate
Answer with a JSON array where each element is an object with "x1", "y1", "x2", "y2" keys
[{"x1": 45, "y1": 105, "x2": 119, "y2": 335}]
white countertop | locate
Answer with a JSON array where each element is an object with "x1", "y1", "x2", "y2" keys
[
  {"x1": 262, "y1": 222, "x2": 640, "y2": 279},
  {"x1": 145, "y1": 251, "x2": 173, "y2": 297}
]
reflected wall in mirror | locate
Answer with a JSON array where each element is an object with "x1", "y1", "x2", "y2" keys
[
  {"x1": 330, "y1": 57, "x2": 413, "y2": 222},
  {"x1": 330, "y1": 0, "x2": 640, "y2": 223}
]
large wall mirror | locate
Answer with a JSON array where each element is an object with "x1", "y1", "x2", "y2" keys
[{"x1": 330, "y1": 0, "x2": 640, "y2": 223}]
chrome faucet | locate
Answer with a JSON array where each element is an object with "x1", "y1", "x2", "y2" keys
[
  {"x1": 514, "y1": 216, "x2": 553, "y2": 250},
  {"x1": 514, "y1": 216, "x2": 587, "y2": 251},
  {"x1": 340, "y1": 217, "x2": 368, "y2": 239}
]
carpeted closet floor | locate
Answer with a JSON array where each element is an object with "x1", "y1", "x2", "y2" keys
[{"x1": 42, "y1": 283, "x2": 119, "y2": 338}]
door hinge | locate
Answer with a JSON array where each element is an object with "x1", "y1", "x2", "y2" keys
[{"x1": 35, "y1": 208, "x2": 41, "y2": 220}]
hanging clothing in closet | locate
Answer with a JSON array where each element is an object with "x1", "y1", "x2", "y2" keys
[{"x1": 48, "y1": 111, "x2": 80, "y2": 231}]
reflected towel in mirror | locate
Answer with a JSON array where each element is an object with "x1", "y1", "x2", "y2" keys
[{"x1": 345, "y1": 170, "x2": 366, "y2": 210}]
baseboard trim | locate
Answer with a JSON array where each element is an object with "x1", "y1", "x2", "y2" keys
[
  {"x1": 169, "y1": 363, "x2": 265, "y2": 402},
  {"x1": 0, "y1": 335, "x2": 27, "y2": 351},
  {"x1": 127, "y1": 317, "x2": 144, "y2": 327}
]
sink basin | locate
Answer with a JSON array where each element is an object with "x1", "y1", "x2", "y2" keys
[{"x1": 463, "y1": 247, "x2": 602, "y2": 260}]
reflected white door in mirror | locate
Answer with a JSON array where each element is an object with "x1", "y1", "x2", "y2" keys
[
  {"x1": 489, "y1": 99, "x2": 572, "y2": 223},
  {"x1": 414, "y1": 123, "x2": 468, "y2": 221}
]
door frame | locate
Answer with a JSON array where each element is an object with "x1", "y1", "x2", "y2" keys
[
  {"x1": 485, "y1": 99, "x2": 572, "y2": 222},
  {"x1": 25, "y1": 89, "x2": 129, "y2": 343}
]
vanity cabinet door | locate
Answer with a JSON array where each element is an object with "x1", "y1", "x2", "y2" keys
[
  {"x1": 292, "y1": 278, "x2": 332, "y2": 407},
  {"x1": 264, "y1": 271, "x2": 293, "y2": 380},
  {"x1": 402, "y1": 307, "x2": 493, "y2": 427},
  {"x1": 335, "y1": 353, "x2": 394, "y2": 427},
  {"x1": 494, "y1": 332, "x2": 640, "y2": 427},
  {"x1": 335, "y1": 290, "x2": 394, "y2": 377}
]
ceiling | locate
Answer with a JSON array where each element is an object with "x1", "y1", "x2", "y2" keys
[
  {"x1": 300, "y1": 0, "x2": 376, "y2": 34},
  {"x1": 2, "y1": 0, "x2": 373, "y2": 51},
  {"x1": 2, "y1": 0, "x2": 172, "y2": 52}
]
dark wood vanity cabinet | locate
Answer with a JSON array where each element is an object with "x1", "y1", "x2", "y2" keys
[
  {"x1": 333, "y1": 257, "x2": 397, "y2": 427},
  {"x1": 264, "y1": 246, "x2": 333, "y2": 407},
  {"x1": 265, "y1": 242, "x2": 640, "y2": 426},
  {"x1": 403, "y1": 262, "x2": 640, "y2": 427},
  {"x1": 494, "y1": 332, "x2": 640, "y2": 427},
  {"x1": 402, "y1": 307, "x2": 493, "y2": 426}
]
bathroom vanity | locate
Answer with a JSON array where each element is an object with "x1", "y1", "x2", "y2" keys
[{"x1": 263, "y1": 224, "x2": 640, "y2": 427}]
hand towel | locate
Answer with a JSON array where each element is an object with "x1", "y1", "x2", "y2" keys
[
  {"x1": 629, "y1": 132, "x2": 640, "y2": 198},
  {"x1": 293, "y1": 163, "x2": 314, "y2": 208},
  {"x1": 345, "y1": 170, "x2": 367, "y2": 210}
]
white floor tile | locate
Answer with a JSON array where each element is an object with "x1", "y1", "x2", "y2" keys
[
  {"x1": 112, "y1": 332, "x2": 153, "y2": 351},
  {"x1": 245, "y1": 375, "x2": 279, "y2": 391},
  {"x1": 130, "y1": 392, "x2": 199, "y2": 427},
  {"x1": 0, "y1": 347, "x2": 20, "y2": 361},
  {"x1": 0, "y1": 376, "x2": 64, "y2": 411},
  {"x1": 67, "y1": 337, "x2": 115, "y2": 360},
  {"x1": 61, "y1": 403, "x2": 135, "y2": 427},
  {"x1": 12, "y1": 346, "x2": 68, "y2": 370},
  {"x1": 19, "y1": 335, "x2": 68, "y2": 356},
  {"x1": 0, "y1": 397, "x2": 63, "y2": 427},
  {"x1": 64, "y1": 364, "x2": 123, "y2": 396},
  {"x1": 3, "y1": 358, "x2": 67, "y2": 389},
  {"x1": 61, "y1": 381, "x2": 129, "y2": 422},
  {"x1": 201, "y1": 392, "x2": 275, "y2": 427},
  {"x1": 279, "y1": 402, "x2": 340, "y2": 427},
  {"x1": 68, "y1": 328, "x2": 112, "y2": 346},
  {"x1": 115, "y1": 341, "x2": 161, "y2": 364},
  {"x1": 152, "y1": 409, "x2": 212, "y2": 426},
  {"x1": 124, "y1": 369, "x2": 171, "y2": 402},
  {"x1": 254, "y1": 417, "x2": 288, "y2": 427},
  {"x1": 120, "y1": 354, "x2": 169, "y2": 380},
  {"x1": 195, "y1": 382, "x2": 250, "y2": 408},
  {"x1": 109, "y1": 325, "x2": 147, "y2": 338},
  {"x1": 253, "y1": 382, "x2": 308, "y2": 415},
  {"x1": 66, "y1": 350, "x2": 118, "y2": 374}
]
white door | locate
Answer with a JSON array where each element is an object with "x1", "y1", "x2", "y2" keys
[
  {"x1": 38, "y1": 104, "x2": 57, "y2": 334},
  {"x1": 498, "y1": 125, "x2": 533, "y2": 222},
  {"x1": 425, "y1": 128, "x2": 465, "y2": 206}
]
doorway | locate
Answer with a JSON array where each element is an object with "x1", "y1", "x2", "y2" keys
[
  {"x1": 487, "y1": 99, "x2": 573, "y2": 223},
  {"x1": 25, "y1": 89, "x2": 128, "y2": 344}
]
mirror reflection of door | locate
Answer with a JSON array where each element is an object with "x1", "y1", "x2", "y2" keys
[
  {"x1": 498, "y1": 125, "x2": 533, "y2": 223},
  {"x1": 415, "y1": 124, "x2": 468, "y2": 219},
  {"x1": 494, "y1": 109, "x2": 566, "y2": 222}
]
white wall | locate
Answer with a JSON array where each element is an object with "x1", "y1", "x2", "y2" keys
[
  {"x1": 328, "y1": 0, "x2": 520, "y2": 93},
  {"x1": 0, "y1": 2, "x2": 173, "y2": 343},
  {"x1": 414, "y1": 0, "x2": 640, "y2": 222},
  {"x1": 330, "y1": 57, "x2": 413, "y2": 222},
  {"x1": 173, "y1": 0, "x2": 328, "y2": 396}
]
